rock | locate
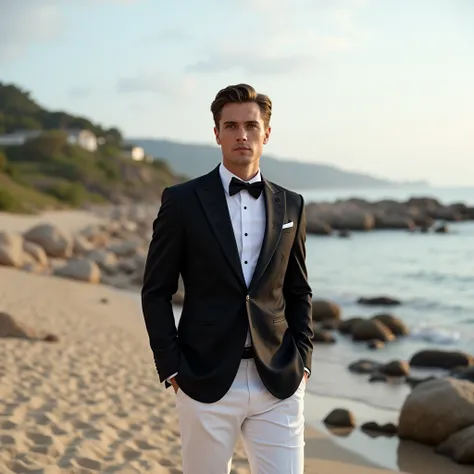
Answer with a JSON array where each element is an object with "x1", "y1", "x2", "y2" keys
[
  {"x1": 87, "y1": 249, "x2": 119, "y2": 274},
  {"x1": 324, "y1": 409, "x2": 356, "y2": 428},
  {"x1": 369, "y1": 373, "x2": 388, "y2": 383},
  {"x1": 398, "y1": 378, "x2": 474, "y2": 446},
  {"x1": 100, "y1": 298, "x2": 109, "y2": 304},
  {"x1": 410, "y1": 350, "x2": 474, "y2": 370},
  {"x1": 376, "y1": 215, "x2": 416, "y2": 230},
  {"x1": 357, "y1": 296, "x2": 401, "y2": 306},
  {"x1": 452, "y1": 366, "x2": 474, "y2": 383},
  {"x1": 108, "y1": 240, "x2": 141, "y2": 257},
  {"x1": 311, "y1": 300, "x2": 341, "y2": 322},
  {"x1": 54, "y1": 259, "x2": 101, "y2": 284},
  {"x1": 338, "y1": 317, "x2": 365, "y2": 334},
  {"x1": 338, "y1": 230, "x2": 350, "y2": 238},
  {"x1": 0, "y1": 312, "x2": 36, "y2": 339},
  {"x1": 348, "y1": 359, "x2": 381, "y2": 374},
  {"x1": 379, "y1": 360, "x2": 410, "y2": 377},
  {"x1": 23, "y1": 224, "x2": 73, "y2": 258},
  {"x1": 435, "y1": 224, "x2": 449, "y2": 233},
  {"x1": 0, "y1": 231, "x2": 24, "y2": 267},
  {"x1": 73, "y1": 235, "x2": 95, "y2": 255},
  {"x1": 320, "y1": 319, "x2": 340, "y2": 331},
  {"x1": 368, "y1": 340, "x2": 385, "y2": 350},
  {"x1": 351, "y1": 319, "x2": 395, "y2": 342},
  {"x1": 406, "y1": 376, "x2": 437, "y2": 388},
  {"x1": 361, "y1": 421, "x2": 398, "y2": 436},
  {"x1": 306, "y1": 219, "x2": 332, "y2": 235},
  {"x1": 435, "y1": 425, "x2": 474, "y2": 464},
  {"x1": 43, "y1": 333, "x2": 59, "y2": 343},
  {"x1": 23, "y1": 241, "x2": 48, "y2": 267},
  {"x1": 371, "y1": 314, "x2": 409, "y2": 336},
  {"x1": 312, "y1": 330, "x2": 336, "y2": 344}
]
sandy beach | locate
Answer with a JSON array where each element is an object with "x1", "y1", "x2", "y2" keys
[{"x1": 1, "y1": 209, "x2": 473, "y2": 473}]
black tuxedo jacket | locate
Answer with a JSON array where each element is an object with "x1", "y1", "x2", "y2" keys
[{"x1": 141, "y1": 165, "x2": 313, "y2": 403}]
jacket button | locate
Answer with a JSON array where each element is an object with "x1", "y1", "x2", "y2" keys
[{"x1": 246, "y1": 295, "x2": 250, "y2": 301}]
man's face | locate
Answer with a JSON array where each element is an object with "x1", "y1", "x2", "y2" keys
[{"x1": 214, "y1": 102, "x2": 271, "y2": 170}]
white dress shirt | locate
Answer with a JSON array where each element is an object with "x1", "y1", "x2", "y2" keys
[
  {"x1": 166, "y1": 163, "x2": 309, "y2": 383},
  {"x1": 219, "y1": 163, "x2": 266, "y2": 346}
]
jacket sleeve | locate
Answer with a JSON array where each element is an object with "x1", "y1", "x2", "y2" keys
[
  {"x1": 283, "y1": 194, "x2": 314, "y2": 372},
  {"x1": 141, "y1": 186, "x2": 183, "y2": 383}
]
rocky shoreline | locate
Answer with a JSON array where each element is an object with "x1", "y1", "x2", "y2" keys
[
  {"x1": 1, "y1": 201, "x2": 474, "y2": 467},
  {"x1": 305, "y1": 196, "x2": 474, "y2": 235},
  {"x1": 311, "y1": 299, "x2": 474, "y2": 466}
]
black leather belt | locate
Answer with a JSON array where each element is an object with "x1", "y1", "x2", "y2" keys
[{"x1": 242, "y1": 346, "x2": 254, "y2": 359}]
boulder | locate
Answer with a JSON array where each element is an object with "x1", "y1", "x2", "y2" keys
[
  {"x1": 0, "y1": 231, "x2": 24, "y2": 267},
  {"x1": 338, "y1": 317, "x2": 365, "y2": 334},
  {"x1": 410, "y1": 350, "x2": 474, "y2": 370},
  {"x1": 311, "y1": 300, "x2": 341, "y2": 322},
  {"x1": 0, "y1": 312, "x2": 36, "y2": 339},
  {"x1": 371, "y1": 314, "x2": 409, "y2": 336},
  {"x1": 23, "y1": 224, "x2": 73, "y2": 258},
  {"x1": 357, "y1": 296, "x2": 401, "y2": 306},
  {"x1": 54, "y1": 259, "x2": 101, "y2": 284},
  {"x1": 324, "y1": 409, "x2": 356, "y2": 428},
  {"x1": 435, "y1": 425, "x2": 474, "y2": 464},
  {"x1": 312, "y1": 330, "x2": 336, "y2": 344},
  {"x1": 398, "y1": 378, "x2": 474, "y2": 446},
  {"x1": 379, "y1": 360, "x2": 410, "y2": 377},
  {"x1": 348, "y1": 359, "x2": 381, "y2": 374},
  {"x1": 23, "y1": 241, "x2": 48, "y2": 267},
  {"x1": 351, "y1": 319, "x2": 395, "y2": 342},
  {"x1": 361, "y1": 422, "x2": 398, "y2": 436}
]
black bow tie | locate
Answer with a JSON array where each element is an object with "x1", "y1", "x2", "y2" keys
[{"x1": 229, "y1": 177, "x2": 265, "y2": 199}]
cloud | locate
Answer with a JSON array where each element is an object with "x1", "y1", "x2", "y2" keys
[
  {"x1": 68, "y1": 86, "x2": 94, "y2": 99},
  {"x1": 0, "y1": 1, "x2": 63, "y2": 63},
  {"x1": 117, "y1": 71, "x2": 195, "y2": 99},
  {"x1": 0, "y1": 0, "x2": 139, "y2": 63},
  {"x1": 186, "y1": 0, "x2": 371, "y2": 75}
]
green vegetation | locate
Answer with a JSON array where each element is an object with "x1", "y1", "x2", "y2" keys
[{"x1": 0, "y1": 82, "x2": 184, "y2": 213}]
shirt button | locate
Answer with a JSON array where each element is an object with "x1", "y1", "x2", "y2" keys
[
  {"x1": 244, "y1": 261, "x2": 248, "y2": 264},
  {"x1": 244, "y1": 206, "x2": 247, "y2": 210},
  {"x1": 245, "y1": 233, "x2": 248, "y2": 236}
]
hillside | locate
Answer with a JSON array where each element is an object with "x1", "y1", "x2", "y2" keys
[
  {"x1": 129, "y1": 138, "x2": 396, "y2": 189},
  {"x1": 0, "y1": 83, "x2": 185, "y2": 213}
]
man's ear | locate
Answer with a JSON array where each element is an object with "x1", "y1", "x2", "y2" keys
[
  {"x1": 214, "y1": 126, "x2": 221, "y2": 145},
  {"x1": 263, "y1": 126, "x2": 271, "y2": 144}
]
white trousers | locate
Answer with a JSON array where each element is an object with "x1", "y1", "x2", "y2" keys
[{"x1": 175, "y1": 359, "x2": 306, "y2": 474}]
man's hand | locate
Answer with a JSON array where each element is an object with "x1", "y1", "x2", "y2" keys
[
  {"x1": 304, "y1": 371, "x2": 309, "y2": 382},
  {"x1": 170, "y1": 377, "x2": 179, "y2": 394}
]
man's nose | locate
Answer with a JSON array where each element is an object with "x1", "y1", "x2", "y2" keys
[{"x1": 236, "y1": 126, "x2": 247, "y2": 141}]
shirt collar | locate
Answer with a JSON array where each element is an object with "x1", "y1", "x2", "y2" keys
[{"x1": 219, "y1": 163, "x2": 262, "y2": 196}]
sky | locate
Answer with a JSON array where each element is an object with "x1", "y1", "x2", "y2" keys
[{"x1": 1, "y1": 0, "x2": 473, "y2": 186}]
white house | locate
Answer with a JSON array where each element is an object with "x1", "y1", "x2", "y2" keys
[
  {"x1": 120, "y1": 145, "x2": 145, "y2": 161},
  {"x1": 0, "y1": 129, "x2": 98, "y2": 152},
  {"x1": 66, "y1": 129, "x2": 98, "y2": 152}
]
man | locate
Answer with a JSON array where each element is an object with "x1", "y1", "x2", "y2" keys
[{"x1": 141, "y1": 83, "x2": 313, "y2": 474}]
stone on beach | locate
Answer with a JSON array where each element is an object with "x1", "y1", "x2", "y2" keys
[
  {"x1": 23, "y1": 223, "x2": 73, "y2": 259},
  {"x1": 0, "y1": 231, "x2": 24, "y2": 267},
  {"x1": 311, "y1": 300, "x2": 341, "y2": 322},
  {"x1": 351, "y1": 319, "x2": 395, "y2": 342},
  {"x1": 357, "y1": 296, "x2": 402, "y2": 306},
  {"x1": 54, "y1": 259, "x2": 101, "y2": 284},
  {"x1": 371, "y1": 314, "x2": 410, "y2": 336},
  {"x1": 410, "y1": 350, "x2": 474, "y2": 370},
  {"x1": 324, "y1": 409, "x2": 356, "y2": 428},
  {"x1": 311, "y1": 330, "x2": 336, "y2": 344},
  {"x1": 398, "y1": 378, "x2": 474, "y2": 449}
]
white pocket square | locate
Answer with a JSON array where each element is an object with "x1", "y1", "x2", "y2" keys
[{"x1": 282, "y1": 221, "x2": 294, "y2": 229}]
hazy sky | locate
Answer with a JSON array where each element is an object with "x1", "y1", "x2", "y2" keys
[{"x1": 1, "y1": 0, "x2": 473, "y2": 186}]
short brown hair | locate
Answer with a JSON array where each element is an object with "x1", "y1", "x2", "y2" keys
[{"x1": 210, "y1": 83, "x2": 272, "y2": 129}]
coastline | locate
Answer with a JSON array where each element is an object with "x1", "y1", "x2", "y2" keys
[{"x1": 1, "y1": 207, "x2": 473, "y2": 472}]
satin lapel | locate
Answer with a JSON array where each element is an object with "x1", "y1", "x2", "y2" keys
[
  {"x1": 195, "y1": 167, "x2": 246, "y2": 287},
  {"x1": 249, "y1": 180, "x2": 285, "y2": 291}
]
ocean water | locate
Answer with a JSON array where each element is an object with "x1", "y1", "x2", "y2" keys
[{"x1": 298, "y1": 185, "x2": 474, "y2": 412}]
